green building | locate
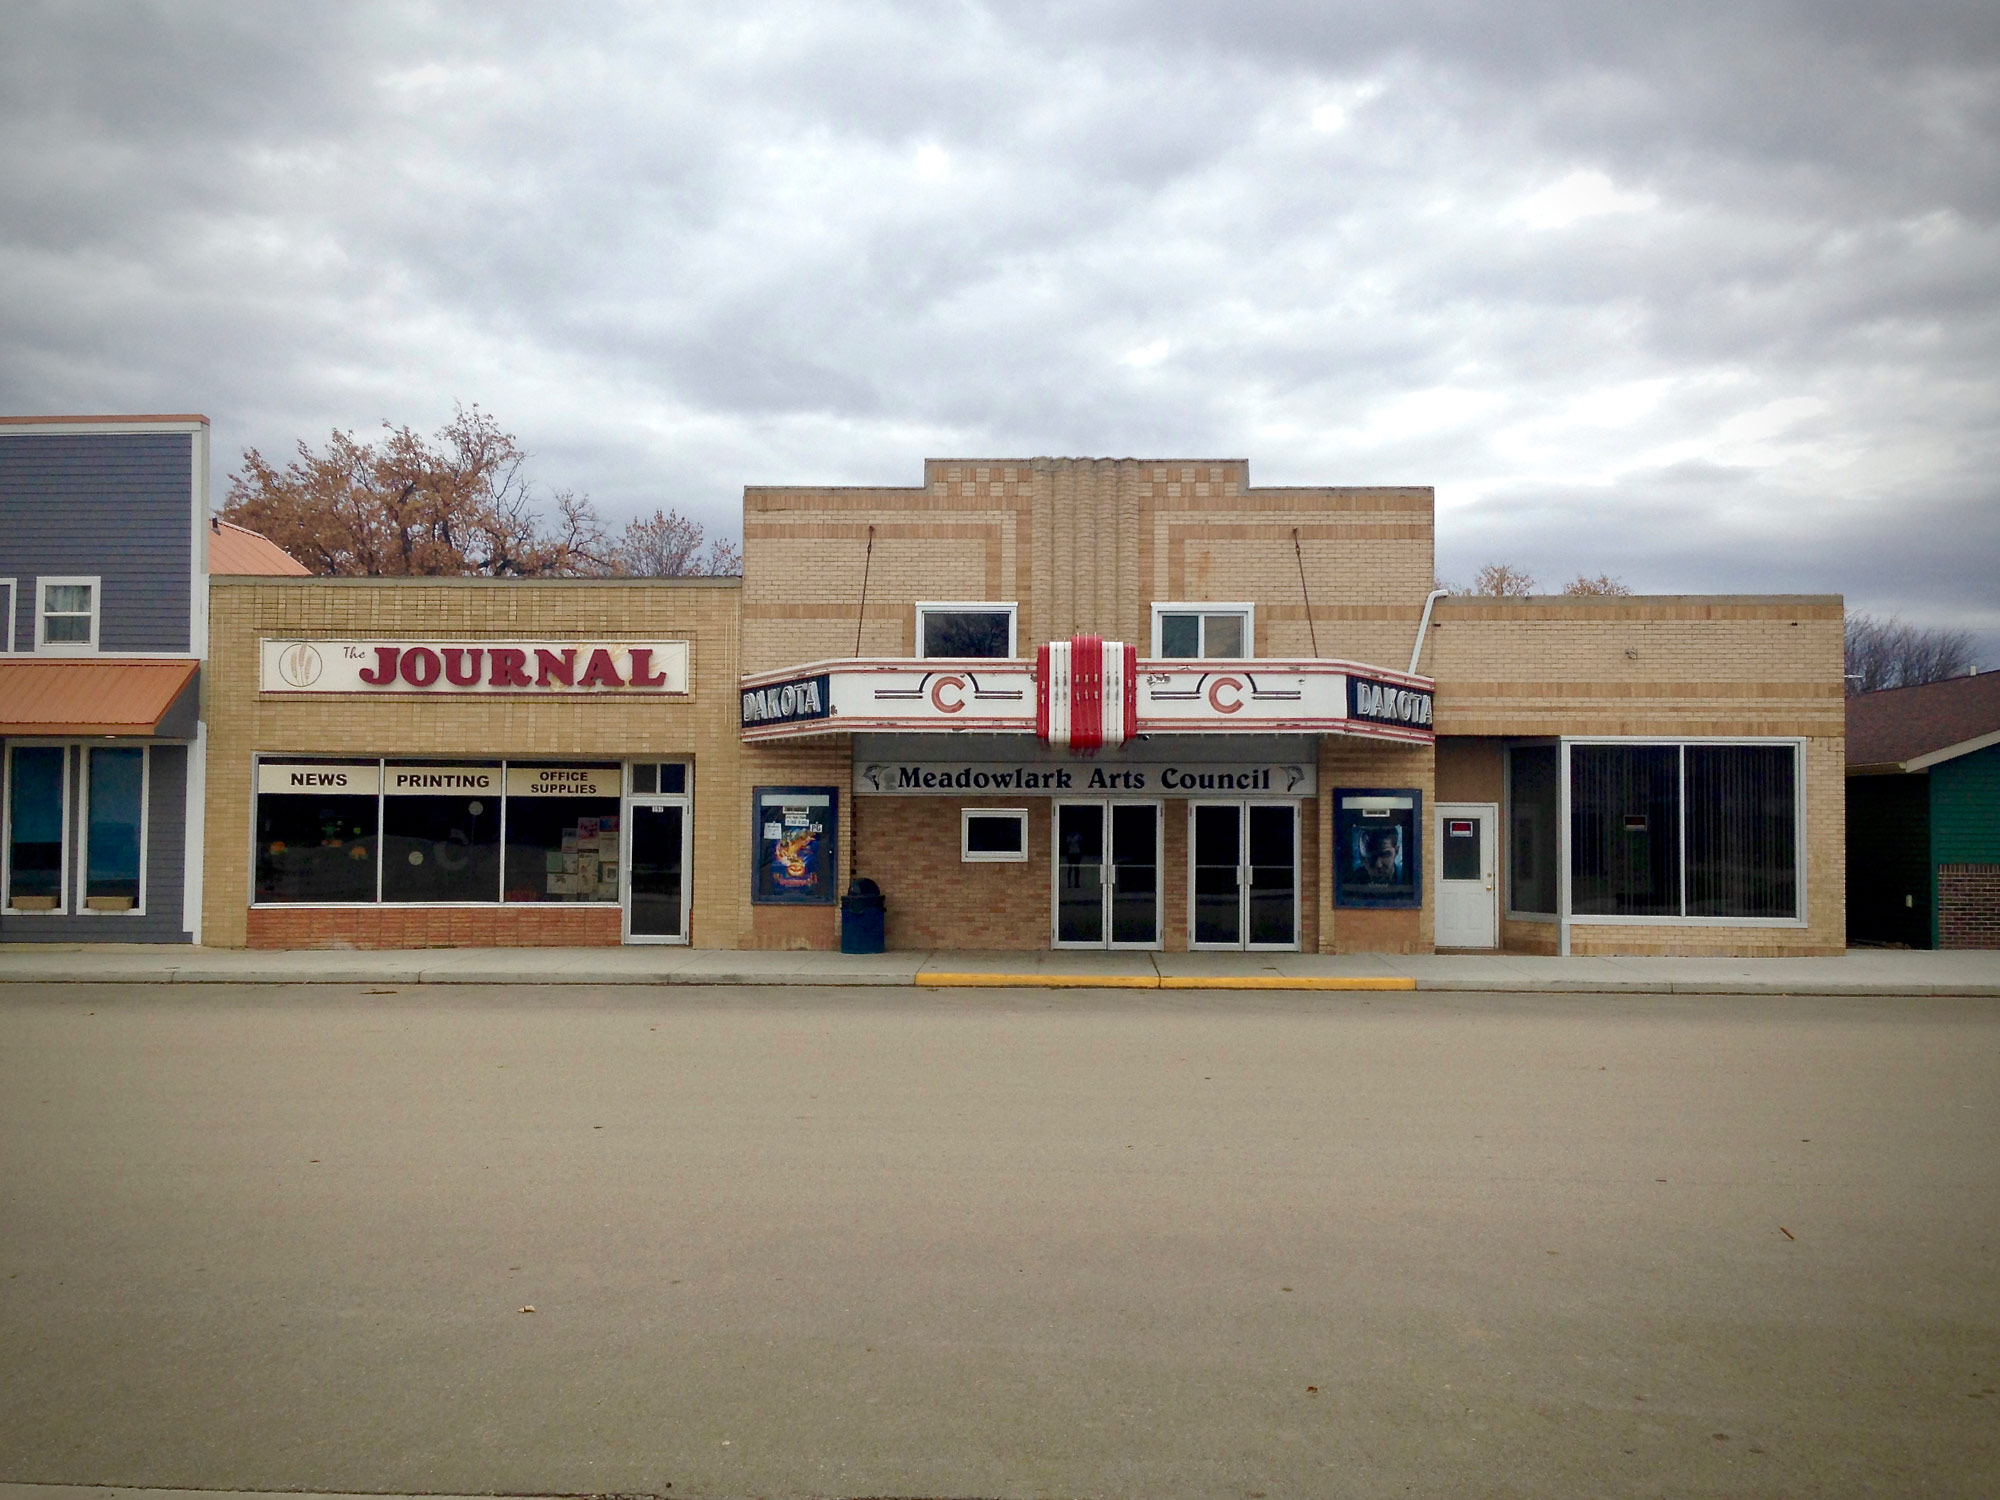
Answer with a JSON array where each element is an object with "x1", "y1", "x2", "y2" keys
[{"x1": 1847, "y1": 673, "x2": 2000, "y2": 949}]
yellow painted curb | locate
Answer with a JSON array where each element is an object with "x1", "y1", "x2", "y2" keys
[
  {"x1": 1157, "y1": 975, "x2": 1415, "y2": 991},
  {"x1": 917, "y1": 972, "x2": 1160, "y2": 989},
  {"x1": 914, "y1": 972, "x2": 1416, "y2": 991}
]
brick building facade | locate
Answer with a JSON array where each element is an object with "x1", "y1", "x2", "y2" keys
[{"x1": 191, "y1": 453, "x2": 1844, "y2": 955}]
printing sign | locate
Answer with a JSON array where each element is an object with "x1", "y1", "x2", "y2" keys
[
  {"x1": 1347, "y1": 675, "x2": 1434, "y2": 729},
  {"x1": 741, "y1": 672, "x2": 832, "y2": 729},
  {"x1": 260, "y1": 640, "x2": 690, "y2": 695}
]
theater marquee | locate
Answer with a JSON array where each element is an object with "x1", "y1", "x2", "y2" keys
[{"x1": 260, "y1": 639, "x2": 690, "y2": 696}]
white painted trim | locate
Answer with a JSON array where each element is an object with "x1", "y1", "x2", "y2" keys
[
  {"x1": 183, "y1": 723, "x2": 206, "y2": 942},
  {"x1": 78, "y1": 744, "x2": 149, "y2": 916},
  {"x1": 0, "y1": 579, "x2": 14, "y2": 652},
  {"x1": 915, "y1": 601, "x2": 1018, "y2": 659},
  {"x1": 1903, "y1": 729, "x2": 2000, "y2": 772},
  {"x1": 0, "y1": 420, "x2": 209, "y2": 436},
  {"x1": 1151, "y1": 601, "x2": 1257, "y2": 659},
  {"x1": 35, "y1": 575, "x2": 101, "y2": 653},
  {"x1": 3, "y1": 741, "x2": 71, "y2": 915},
  {"x1": 961, "y1": 806, "x2": 1029, "y2": 862},
  {"x1": 190, "y1": 421, "x2": 210, "y2": 659}
]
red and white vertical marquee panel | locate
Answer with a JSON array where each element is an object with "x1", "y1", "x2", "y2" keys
[{"x1": 1036, "y1": 636, "x2": 1138, "y2": 752}]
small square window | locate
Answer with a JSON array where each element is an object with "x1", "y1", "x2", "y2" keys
[
  {"x1": 917, "y1": 602, "x2": 1017, "y2": 659},
  {"x1": 1152, "y1": 603, "x2": 1253, "y2": 659},
  {"x1": 962, "y1": 808, "x2": 1028, "y2": 862},
  {"x1": 38, "y1": 576, "x2": 99, "y2": 651}
]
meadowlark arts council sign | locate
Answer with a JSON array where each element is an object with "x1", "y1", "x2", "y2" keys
[{"x1": 260, "y1": 640, "x2": 691, "y2": 695}]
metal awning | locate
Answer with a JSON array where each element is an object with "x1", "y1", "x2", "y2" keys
[{"x1": 0, "y1": 658, "x2": 199, "y2": 736}]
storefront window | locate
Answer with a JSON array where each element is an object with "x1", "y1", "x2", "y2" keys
[
  {"x1": 502, "y1": 764, "x2": 621, "y2": 902},
  {"x1": 84, "y1": 746, "x2": 145, "y2": 910},
  {"x1": 1507, "y1": 745, "x2": 1558, "y2": 915},
  {"x1": 1567, "y1": 743, "x2": 1800, "y2": 920},
  {"x1": 7, "y1": 745, "x2": 67, "y2": 910},
  {"x1": 255, "y1": 760, "x2": 380, "y2": 903},
  {"x1": 381, "y1": 762, "x2": 501, "y2": 903},
  {"x1": 1686, "y1": 746, "x2": 1797, "y2": 918}
]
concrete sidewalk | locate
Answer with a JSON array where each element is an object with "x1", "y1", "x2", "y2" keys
[{"x1": 1, "y1": 942, "x2": 1996, "y2": 994}]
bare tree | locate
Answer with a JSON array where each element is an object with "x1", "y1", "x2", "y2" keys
[
  {"x1": 1845, "y1": 612, "x2": 1976, "y2": 695},
  {"x1": 610, "y1": 507, "x2": 742, "y2": 577},
  {"x1": 223, "y1": 406, "x2": 613, "y2": 577},
  {"x1": 1561, "y1": 573, "x2": 1633, "y2": 596},
  {"x1": 1468, "y1": 562, "x2": 1538, "y2": 597}
]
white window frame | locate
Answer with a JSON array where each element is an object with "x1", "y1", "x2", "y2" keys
[
  {"x1": 1185, "y1": 799, "x2": 1302, "y2": 952},
  {"x1": 1150, "y1": 602, "x2": 1256, "y2": 659},
  {"x1": 1558, "y1": 736, "x2": 1809, "y2": 934},
  {"x1": 961, "y1": 806, "x2": 1029, "y2": 863},
  {"x1": 0, "y1": 579, "x2": 15, "y2": 651},
  {"x1": 36, "y1": 575, "x2": 101, "y2": 653},
  {"x1": 80, "y1": 743, "x2": 149, "y2": 916},
  {"x1": 915, "y1": 601, "x2": 1018, "y2": 660},
  {"x1": 3, "y1": 741, "x2": 72, "y2": 915}
]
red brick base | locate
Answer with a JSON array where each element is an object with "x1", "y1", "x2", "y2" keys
[
  {"x1": 246, "y1": 905, "x2": 623, "y2": 949},
  {"x1": 1939, "y1": 864, "x2": 2000, "y2": 950}
]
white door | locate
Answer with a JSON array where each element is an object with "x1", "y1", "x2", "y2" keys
[{"x1": 1435, "y1": 802, "x2": 1498, "y2": 949}]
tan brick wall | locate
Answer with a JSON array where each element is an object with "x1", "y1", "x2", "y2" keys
[
  {"x1": 742, "y1": 458, "x2": 1435, "y2": 674},
  {"x1": 1320, "y1": 738, "x2": 1435, "y2": 954},
  {"x1": 205, "y1": 577, "x2": 751, "y2": 950}
]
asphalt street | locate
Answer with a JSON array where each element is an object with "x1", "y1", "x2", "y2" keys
[{"x1": 1, "y1": 983, "x2": 1996, "y2": 1499}]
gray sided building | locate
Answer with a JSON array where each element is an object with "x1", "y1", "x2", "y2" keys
[{"x1": 1, "y1": 416, "x2": 210, "y2": 943}]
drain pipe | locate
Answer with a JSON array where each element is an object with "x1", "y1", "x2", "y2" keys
[{"x1": 1408, "y1": 589, "x2": 1448, "y2": 675}]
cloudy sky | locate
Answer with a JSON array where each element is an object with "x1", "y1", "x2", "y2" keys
[{"x1": 4, "y1": 2, "x2": 1996, "y2": 653}]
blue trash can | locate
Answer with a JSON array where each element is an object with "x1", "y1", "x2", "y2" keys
[{"x1": 840, "y1": 877, "x2": 886, "y2": 954}]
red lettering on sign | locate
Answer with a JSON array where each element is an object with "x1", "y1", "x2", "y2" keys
[
  {"x1": 488, "y1": 648, "x2": 532, "y2": 688},
  {"x1": 627, "y1": 648, "x2": 667, "y2": 688},
  {"x1": 930, "y1": 674, "x2": 966, "y2": 713},
  {"x1": 578, "y1": 648, "x2": 624, "y2": 689},
  {"x1": 442, "y1": 647, "x2": 484, "y2": 686},
  {"x1": 535, "y1": 648, "x2": 576, "y2": 687},
  {"x1": 399, "y1": 647, "x2": 441, "y2": 687},
  {"x1": 358, "y1": 646, "x2": 400, "y2": 685},
  {"x1": 1207, "y1": 676, "x2": 1243, "y2": 713}
]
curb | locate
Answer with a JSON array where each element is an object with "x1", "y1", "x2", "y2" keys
[{"x1": 916, "y1": 972, "x2": 1416, "y2": 991}]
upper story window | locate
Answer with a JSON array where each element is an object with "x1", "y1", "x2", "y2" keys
[
  {"x1": 917, "y1": 602, "x2": 1017, "y2": 659},
  {"x1": 37, "y1": 577, "x2": 99, "y2": 652},
  {"x1": 1152, "y1": 603, "x2": 1253, "y2": 659}
]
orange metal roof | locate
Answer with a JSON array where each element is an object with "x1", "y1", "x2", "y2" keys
[
  {"x1": 0, "y1": 659, "x2": 199, "y2": 735},
  {"x1": 210, "y1": 519, "x2": 310, "y2": 576}
]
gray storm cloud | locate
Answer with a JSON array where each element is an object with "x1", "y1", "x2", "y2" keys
[{"x1": 1, "y1": 0, "x2": 1994, "y2": 653}]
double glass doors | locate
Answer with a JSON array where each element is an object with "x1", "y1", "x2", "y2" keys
[
  {"x1": 1054, "y1": 801, "x2": 1160, "y2": 948},
  {"x1": 1051, "y1": 799, "x2": 1301, "y2": 950},
  {"x1": 1191, "y1": 802, "x2": 1299, "y2": 949}
]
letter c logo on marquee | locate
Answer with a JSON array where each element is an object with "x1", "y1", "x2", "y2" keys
[
  {"x1": 1207, "y1": 676, "x2": 1244, "y2": 714},
  {"x1": 930, "y1": 675, "x2": 967, "y2": 713}
]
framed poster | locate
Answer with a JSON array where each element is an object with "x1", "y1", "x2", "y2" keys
[
  {"x1": 1333, "y1": 789, "x2": 1421, "y2": 908},
  {"x1": 752, "y1": 786, "x2": 838, "y2": 904}
]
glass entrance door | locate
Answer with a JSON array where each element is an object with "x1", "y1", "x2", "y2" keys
[
  {"x1": 1190, "y1": 801, "x2": 1299, "y2": 950},
  {"x1": 1053, "y1": 800, "x2": 1160, "y2": 948},
  {"x1": 626, "y1": 801, "x2": 688, "y2": 942}
]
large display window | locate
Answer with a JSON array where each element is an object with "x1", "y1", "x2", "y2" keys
[{"x1": 253, "y1": 758, "x2": 624, "y2": 906}]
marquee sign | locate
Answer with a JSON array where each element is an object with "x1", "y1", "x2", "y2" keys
[
  {"x1": 741, "y1": 654, "x2": 1435, "y2": 745},
  {"x1": 260, "y1": 640, "x2": 690, "y2": 696},
  {"x1": 856, "y1": 757, "x2": 1317, "y2": 797}
]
